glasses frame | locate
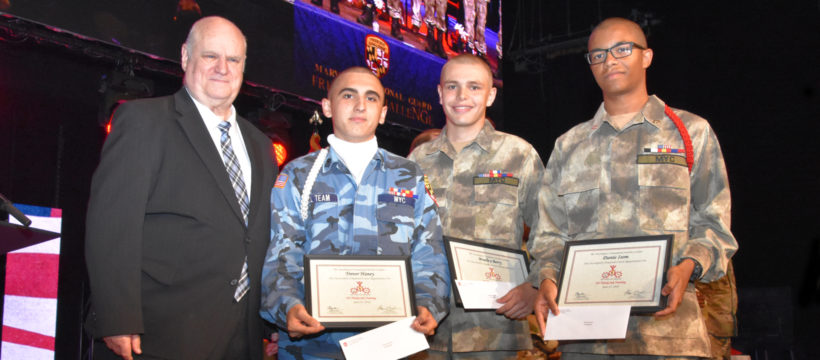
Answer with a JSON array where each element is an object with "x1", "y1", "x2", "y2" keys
[{"x1": 585, "y1": 41, "x2": 647, "y2": 65}]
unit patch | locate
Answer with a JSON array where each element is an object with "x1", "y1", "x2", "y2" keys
[{"x1": 423, "y1": 174, "x2": 438, "y2": 206}]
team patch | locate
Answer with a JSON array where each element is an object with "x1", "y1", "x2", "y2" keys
[
  {"x1": 636, "y1": 154, "x2": 687, "y2": 167},
  {"x1": 643, "y1": 144, "x2": 685, "y2": 153},
  {"x1": 310, "y1": 193, "x2": 338, "y2": 203},
  {"x1": 378, "y1": 194, "x2": 416, "y2": 207},
  {"x1": 274, "y1": 174, "x2": 288, "y2": 188},
  {"x1": 473, "y1": 176, "x2": 520, "y2": 187}
]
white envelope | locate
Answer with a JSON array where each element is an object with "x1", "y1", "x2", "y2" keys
[
  {"x1": 543, "y1": 305, "x2": 631, "y2": 340},
  {"x1": 454, "y1": 280, "x2": 517, "y2": 309},
  {"x1": 339, "y1": 317, "x2": 429, "y2": 360}
]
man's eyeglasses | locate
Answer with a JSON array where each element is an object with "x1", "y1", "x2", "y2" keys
[{"x1": 585, "y1": 42, "x2": 646, "y2": 65}]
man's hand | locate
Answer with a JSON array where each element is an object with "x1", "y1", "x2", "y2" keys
[
  {"x1": 103, "y1": 334, "x2": 141, "y2": 360},
  {"x1": 264, "y1": 332, "x2": 279, "y2": 357},
  {"x1": 533, "y1": 279, "x2": 559, "y2": 337},
  {"x1": 411, "y1": 306, "x2": 438, "y2": 335},
  {"x1": 655, "y1": 258, "x2": 695, "y2": 317},
  {"x1": 495, "y1": 282, "x2": 538, "y2": 320},
  {"x1": 286, "y1": 304, "x2": 325, "y2": 338}
]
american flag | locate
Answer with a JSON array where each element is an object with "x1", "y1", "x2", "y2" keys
[{"x1": 2, "y1": 205, "x2": 61, "y2": 359}]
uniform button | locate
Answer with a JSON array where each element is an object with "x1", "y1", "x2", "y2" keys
[
  {"x1": 230, "y1": 279, "x2": 238, "y2": 286},
  {"x1": 244, "y1": 237, "x2": 251, "y2": 244}
]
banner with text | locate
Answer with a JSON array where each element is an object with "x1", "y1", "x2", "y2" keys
[{"x1": 293, "y1": 1, "x2": 445, "y2": 130}]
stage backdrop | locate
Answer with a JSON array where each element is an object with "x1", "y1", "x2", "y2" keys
[
  {"x1": 292, "y1": 0, "x2": 445, "y2": 129},
  {"x1": 0, "y1": 0, "x2": 507, "y2": 130}
]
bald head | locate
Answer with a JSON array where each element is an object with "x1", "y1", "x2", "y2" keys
[
  {"x1": 440, "y1": 54, "x2": 493, "y2": 85},
  {"x1": 185, "y1": 16, "x2": 247, "y2": 52},
  {"x1": 180, "y1": 16, "x2": 247, "y2": 117},
  {"x1": 589, "y1": 17, "x2": 647, "y2": 50},
  {"x1": 328, "y1": 67, "x2": 384, "y2": 101}
]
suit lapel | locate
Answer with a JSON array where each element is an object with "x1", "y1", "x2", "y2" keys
[{"x1": 172, "y1": 89, "x2": 246, "y2": 226}]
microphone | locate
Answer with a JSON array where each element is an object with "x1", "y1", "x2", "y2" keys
[{"x1": 0, "y1": 193, "x2": 32, "y2": 227}]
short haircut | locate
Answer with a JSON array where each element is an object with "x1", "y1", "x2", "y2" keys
[
  {"x1": 590, "y1": 17, "x2": 648, "y2": 48},
  {"x1": 327, "y1": 67, "x2": 381, "y2": 97},
  {"x1": 440, "y1": 54, "x2": 493, "y2": 84}
]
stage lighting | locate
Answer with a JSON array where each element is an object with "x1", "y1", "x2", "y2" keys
[
  {"x1": 272, "y1": 142, "x2": 287, "y2": 167},
  {"x1": 252, "y1": 107, "x2": 293, "y2": 167}
]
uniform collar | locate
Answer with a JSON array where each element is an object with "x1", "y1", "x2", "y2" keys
[
  {"x1": 589, "y1": 95, "x2": 667, "y2": 137},
  {"x1": 322, "y1": 146, "x2": 386, "y2": 174},
  {"x1": 427, "y1": 119, "x2": 495, "y2": 158}
]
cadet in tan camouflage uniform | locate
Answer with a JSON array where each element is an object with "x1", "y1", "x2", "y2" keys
[
  {"x1": 409, "y1": 54, "x2": 545, "y2": 359},
  {"x1": 530, "y1": 18, "x2": 738, "y2": 359}
]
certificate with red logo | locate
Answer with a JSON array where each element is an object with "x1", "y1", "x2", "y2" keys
[
  {"x1": 304, "y1": 255, "x2": 416, "y2": 328},
  {"x1": 557, "y1": 235, "x2": 673, "y2": 313},
  {"x1": 443, "y1": 237, "x2": 530, "y2": 309}
]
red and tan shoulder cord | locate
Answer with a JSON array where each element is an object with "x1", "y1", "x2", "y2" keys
[{"x1": 664, "y1": 104, "x2": 694, "y2": 174}]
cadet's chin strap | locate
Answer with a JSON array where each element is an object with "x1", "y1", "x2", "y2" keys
[
  {"x1": 664, "y1": 104, "x2": 694, "y2": 174},
  {"x1": 300, "y1": 147, "x2": 329, "y2": 222}
]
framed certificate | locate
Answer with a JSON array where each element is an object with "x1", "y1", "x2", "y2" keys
[
  {"x1": 444, "y1": 236, "x2": 530, "y2": 308},
  {"x1": 557, "y1": 235, "x2": 673, "y2": 313},
  {"x1": 304, "y1": 255, "x2": 417, "y2": 328}
]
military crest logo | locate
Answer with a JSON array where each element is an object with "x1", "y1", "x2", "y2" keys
[
  {"x1": 485, "y1": 267, "x2": 502, "y2": 281},
  {"x1": 349, "y1": 281, "x2": 371, "y2": 295},
  {"x1": 601, "y1": 265, "x2": 623, "y2": 280},
  {"x1": 365, "y1": 34, "x2": 390, "y2": 78}
]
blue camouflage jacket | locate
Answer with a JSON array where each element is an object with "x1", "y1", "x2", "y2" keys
[{"x1": 260, "y1": 146, "x2": 450, "y2": 359}]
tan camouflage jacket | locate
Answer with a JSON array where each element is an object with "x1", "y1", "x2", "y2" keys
[
  {"x1": 409, "y1": 120, "x2": 545, "y2": 353},
  {"x1": 528, "y1": 95, "x2": 738, "y2": 357}
]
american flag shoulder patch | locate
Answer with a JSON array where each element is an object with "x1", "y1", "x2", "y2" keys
[{"x1": 274, "y1": 173, "x2": 288, "y2": 188}]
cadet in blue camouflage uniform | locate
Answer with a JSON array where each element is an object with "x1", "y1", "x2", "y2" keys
[
  {"x1": 531, "y1": 18, "x2": 738, "y2": 359},
  {"x1": 260, "y1": 67, "x2": 450, "y2": 360}
]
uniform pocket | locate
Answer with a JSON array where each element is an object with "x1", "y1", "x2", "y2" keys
[
  {"x1": 473, "y1": 183, "x2": 518, "y2": 241},
  {"x1": 473, "y1": 182, "x2": 517, "y2": 206},
  {"x1": 637, "y1": 163, "x2": 689, "y2": 231},
  {"x1": 376, "y1": 202, "x2": 416, "y2": 254},
  {"x1": 308, "y1": 195, "x2": 340, "y2": 239},
  {"x1": 558, "y1": 178, "x2": 599, "y2": 236}
]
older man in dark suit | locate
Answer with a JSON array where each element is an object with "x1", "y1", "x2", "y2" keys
[{"x1": 85, "y1": 16, "x2": 276, "y2": 360}]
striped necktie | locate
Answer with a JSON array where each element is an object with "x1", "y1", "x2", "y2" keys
[{"x1": 218, "y1": 121, "x2": 250, "y2": 302}]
